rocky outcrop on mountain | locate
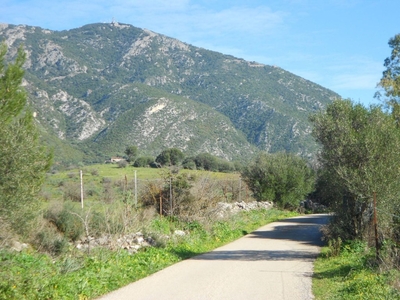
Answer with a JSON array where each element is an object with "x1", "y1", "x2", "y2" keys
[{"x1": 0, "y1": 22, "x2": 339, "y2": 163}]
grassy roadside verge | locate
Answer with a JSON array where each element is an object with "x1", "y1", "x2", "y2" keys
[
  {"x1": 0, "y1": 208, "x2": 296, "y2": 299},
  {"x1": 312, "y1": 241, "x2": 400, "y2": 299}
]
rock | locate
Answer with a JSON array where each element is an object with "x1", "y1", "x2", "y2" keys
[
  {"x1": 135, "y1": 236, "x2": 145, "y2": 244},
  {"x1": 174, "y1": 230, "x2": 186, "y2": 236},
  {"x1": 10, "y1": 241, "x2": 28, "y2": 252},
  {"x1": 140, "y1": 241, "x2": 151, "y2": 248},
  {"x1": 214, "y1": 200, "x2": 273, "y2": 218},
  {"x1": 146, "y1": 237, "x2": 156, "y2": 246},
  {"x1": 73, "y1": 201, "x2": 275, "y2": 253}
]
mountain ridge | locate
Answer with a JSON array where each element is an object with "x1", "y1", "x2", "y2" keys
[{"x1": 0, "y1": 22, "x2": 339, "y2": 163}]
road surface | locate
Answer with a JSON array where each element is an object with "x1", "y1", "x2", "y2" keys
[{"x1": 98, "y1": 214, "x2": 329, "y2": 300}]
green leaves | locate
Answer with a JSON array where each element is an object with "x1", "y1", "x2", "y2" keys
[
  {"x1": 310, "y1": 99, "x2": 400, "y2": 240},
  {"x1": 0, "y1": 43, "x2": 52, "y2": 234},
  {"x1": 1, "y1": 24, "x2": 338, "y2": 163},
  {"x1": 0, "y1": 209, "x2": 296, "y2": 299},
  {"x1": 156, "y1": 148, "x2": 184, "y2": 166},
  {"x1": 124, "y1": 145, "x2": 138, "y2": 162},
  {"x1": 241, "y1": 152, "x2": 315, "y2": 209},
  {"x1": 0, "y1": 44, "x2": 26, "y2": 125}
]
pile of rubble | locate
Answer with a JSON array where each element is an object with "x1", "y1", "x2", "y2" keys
[
  {"x1": 300, "y1": 199, "x2": 327, "y2": 213},
  {"x1": 75, "y1": 232, "x2": 157, "y2": 254},
  {"x1": 74, "y1": 201, "x2": 274, "y2": 253},
  {"x1": 214, "y1": 200, "x2": 273, "y2": 218}
]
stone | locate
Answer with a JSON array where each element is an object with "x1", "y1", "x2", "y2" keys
[
  {"x1": 174, "y1": 230, "x2": 186, "y2": 236},
  {"x1": 11, "y1": 241, "x2": 28, "y2": 252}
]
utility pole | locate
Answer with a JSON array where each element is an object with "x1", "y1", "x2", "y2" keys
[
  {"x1": 134, "y1": 170, "x2": 137, "y2": 207},
  {"x1": 170, "y1": 177, "x2": 173, "y2": 214},
  {"x1": 160, "y1": 190, "x2": 163, "y2": 217},
  {"x1": 239, "y1": 177, "x2": 242, "y2": 202},
  {"x1": 80, "y1": 170, "x2": 84, "y2": 209}
]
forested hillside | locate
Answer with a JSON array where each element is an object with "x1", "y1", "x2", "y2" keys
[{"x1": 0, "y1": 22, "x2": 339, "y2": 163}]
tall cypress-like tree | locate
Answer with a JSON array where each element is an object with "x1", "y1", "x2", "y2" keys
[
  {"x1": 377, "y1": 34, "x2": 400, "y2": 124},
  {"x1": 0, "y1": 43, "x2": 52, "y2": 234}
]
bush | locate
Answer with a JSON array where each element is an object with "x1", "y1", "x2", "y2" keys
[
  {"x1": 62, "y1": 181, "x2": 83, "y2": 202},
  {"x1": 241, "y1": 152, "x2": 315, "y2": 209},
  {"x1": 117, "y1": 160, "x2": 128, "y2": 168},
  {"x1": 133, "y1": 156, "x2": 155, "y2": 167},
  {"x1": 193, "y1": 153, "x2": 218, "y2": 171},
  {"x1": 182, "y1": 158, "x2": 196, "y2": 170},
  {"x1": 156, "y1": 148, "x2": 184, "y2": 166},
  {"x1": 89, "y1": 168, "x2": 99, "y2": 176},
  {"x1": 34, "y1": 223, "x2": 69, "y2": 255},
  {"x1": 45, "y1": 201, "x2": 84, "y2": 241}
]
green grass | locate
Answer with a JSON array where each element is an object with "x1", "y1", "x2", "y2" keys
[
  {"x1": 0, "y1": 208, "x2": 296, "y2": 299},
  {"x1": 313, "y1": 241, "x2": 400, "y2": 300},
  {"x1": 40, "y1": 164, "x2": 239, "y2": 204},
  {"x1": 51, "y1": 164, "x2": 240, "y2": 180}
]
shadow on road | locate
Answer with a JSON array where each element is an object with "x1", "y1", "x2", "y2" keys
[
  {"x1": 248, "y1": 214, "x2": 331, "y2": 247},
  {"x1": 275, "y1": 214, "x2": 331, "y2": 224},
  {"x1": 180, "y1": 214, "x2": 331, "y2": 262},
  {"x1": 190, "y1": 249, "x2": 319, "y2": 262}
]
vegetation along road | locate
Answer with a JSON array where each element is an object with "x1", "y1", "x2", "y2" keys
[{"x1": 99, "y1": 214, "x2": 329, "y2": 300}]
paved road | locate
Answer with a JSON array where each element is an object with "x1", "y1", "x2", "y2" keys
[{"x1": 98, "y1": 214, "x2": 329, "y2": 300}]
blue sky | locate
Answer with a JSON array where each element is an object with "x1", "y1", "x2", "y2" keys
[{"x1": 2, "y1": 0, "x2": 399, "y2": 106}]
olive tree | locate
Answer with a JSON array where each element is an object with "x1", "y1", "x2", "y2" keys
[
  {"x1": 155, "y1": 148, "x2": 184, "y2": 166},
  {"x1": 241, "y1": 152, "x2": 315, "y2": 209},
  {"x1": 310, "y1": 99, "x2": 400, "y2": 240},
  {"x1": 124, "y1": 145, "x2": 138, "y2": 163},
  {"x1": 0, "y1": 44, "x2": 52, "y2": 234}
]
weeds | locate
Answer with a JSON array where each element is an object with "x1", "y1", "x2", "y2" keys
[
  {"x1": 0, "y1": 165, "x2": 297, "y2": 298},
  {"x1": 313, "y1": 241, "x2": 400, "y2": 299},
  {"x1": 0, "y1": 208, "x2": 294, "y2": 299}
]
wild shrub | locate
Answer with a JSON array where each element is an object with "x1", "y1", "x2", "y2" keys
[
  {"x1": 134, "y1": 156, "x2": 155, "y2": 167},
  {"x1": 117, "y1": 160, "x2": 128, "y2": 168},
  {"x1": 33, "y1": 223, "x2": 69, "y2": 255},
  {"x1": 45, "y1": 201, "x2": 84, "y2": 241},
  {"x1": 89, "y1": 168, "x2": 99, "y2": 176},
  {"x1": 186, "y1": 176, "x2": 231, "y2": 220},
  {"x1": 62, "y1": 181, "x2": 83, "y2": 202},
  {"x1": 242, "y1": 152, "x2": 315, "y2": 209},
  {"x1": 157, "y1": 170, "x2": 195, "y2": 217},
  {"x1": 140, "y1": 180, "x2": 163, "y2": 208},
  {"x1": 102, "y1": 181, "x2": 115, "y2": 203},
  {"x1": 101, "y1": 177, "x2": 112, "y2": 184}
]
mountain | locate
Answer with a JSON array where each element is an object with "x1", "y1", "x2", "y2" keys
[{"x1": 0, "y1": 22, "x2": 339, "y2": 163}]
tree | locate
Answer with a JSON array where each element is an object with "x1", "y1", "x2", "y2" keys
[
  {"x1": 193, "y1": 153, "x2": 218, "y2": 171},
  {"x1": 133, "y1": 156, "x2": 155, "y2": 167},
  {"x1": 241, "y1": 152, "x2": 315, "y2": 209},
  {"x1": 377, "y1": 34, "x2": 400, "y2": 124},
  {"x1": 124, "y1": 145, "x2": 138, "y2": 163},
  {"x1": 182, "y1": 157, "x2": 197, "y2": 170},
  {"x1": 0, "y1": 44, "x2": 26, "y2": 124},
  {"x1": 0, "y1": 43, "x2": 52, "y2": 234},
  {"x1": 310, "y1": 99, "x2": 400, "y2": 240},
  {"x1": 156, "y1": 148, "x2": 184, "y2": 166}
]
